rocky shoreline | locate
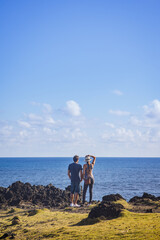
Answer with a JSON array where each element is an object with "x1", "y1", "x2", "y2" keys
[
  {"x1": 0, "y1": 181, "x2": 160, "y2": 240},
  {"x1": 0, "y1": 181, "x2": 160, "y2": 219},
  {"x1": 0, "y1": 181, "x2": 71, "y2": 209}
]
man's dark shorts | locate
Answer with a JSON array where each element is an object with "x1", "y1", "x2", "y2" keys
[{"x1": 71, "y1": 182, "x2": 80, "y2": 194}]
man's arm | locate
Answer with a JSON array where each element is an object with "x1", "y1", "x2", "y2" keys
[{"x1": 68, "y1": 169, "x2": 71, "y2": 180}]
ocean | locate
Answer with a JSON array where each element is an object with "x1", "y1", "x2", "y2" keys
[{"x1": 0, "y1": 157, "x2": 160, "y2": 201}]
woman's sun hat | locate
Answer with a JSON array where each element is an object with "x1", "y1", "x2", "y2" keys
[{"x1": 84, "y1": 156, "x2": 91, "y2": 162}]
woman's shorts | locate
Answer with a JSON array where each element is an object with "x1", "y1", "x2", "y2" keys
[{"x1": 71, "y1": 181, "x2": 80, "y2": 194}]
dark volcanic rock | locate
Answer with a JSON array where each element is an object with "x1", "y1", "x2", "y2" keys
[
  {"x1": 146, "y1": 209, "x2": 153, "y2": 213},
  {"x1": 0, "y1": 187, "x2": 5, "y2": 194},
  {"x1": 0, "y1": 181, "x2": 70, "y2": 208},
  {"x1": 129, "y1": 192, "x2": 160, "y2": 204},
  {"x1": 88, "y1": 202, "x2": 124, "y2": 219},
  {"x1": 65, "y1": 185, "x2": 71, "y2": 192},
  {"x1": 12, "y1": 216, "x2": 20, "y2": 225},
  {"x1": 129, "y1": 196, "x2": 141, "y2": 203},
  {"x1": 142, "y1": 193, "x2": 158, "y2": 201},
  {"x1": 102, "y1": 194, "x2": 125, "y2": 202}
]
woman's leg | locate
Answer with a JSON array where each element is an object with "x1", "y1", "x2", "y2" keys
[
  {"x1": 83, "y1": 184, "x2": 88, "y2": 204},
  {"x1": 89, "y1": 183, "x2": 93, "y2": 203}
]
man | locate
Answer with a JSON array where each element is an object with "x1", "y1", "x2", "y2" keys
[{"x1": 68, "y1": 155, "x2": 82, "y2": 207}]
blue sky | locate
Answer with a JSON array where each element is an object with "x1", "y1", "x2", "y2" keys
[{"x1": 0, "y1": 0, "x2": 160, "y2": 157}]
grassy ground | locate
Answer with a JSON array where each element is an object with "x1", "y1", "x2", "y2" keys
[{"x1": 0, "y1": 205, "x2": 160, "y2": 240}]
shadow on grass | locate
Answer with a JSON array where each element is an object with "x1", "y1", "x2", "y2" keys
[
  {"x1": 73, "y1": 216, "x2": 106, "y2": 226},
  {"x1": 0, "y1": 232, "x2": 16, "y2": 239},
  {"x1": 27, "y1": 209, "x2": 41, "y2": 216}
]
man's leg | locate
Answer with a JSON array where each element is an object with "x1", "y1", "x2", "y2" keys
[
  {"x1": 70, "y1": 182, "x2": 75, "y2": 206},
  {"x1": 70, "y1": 193, "x2": 74, "y2": 204},
  {"x1": 74, "y1": 182, "x2": 80, "y2": 206},
  {"x1": 74, "y1": 193, "x2": 79, "y2": 205}
]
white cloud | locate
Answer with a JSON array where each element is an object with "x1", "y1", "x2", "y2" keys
[
  {"x1": 71, "y1": 128, "x2": 84, "y2": 139},
  {"x1": 130, "y1": 116, "x2": 142, "y2": 126},
  {"x1": 24, "y1": 104, "x2": 56, "y2": 127},
  {"x1": 130, "y1": 99, "x2": 160, "y2": 128},
  {"x1": 18, "y1": 121, "x2": 31, "y2": 128},
  {"x1": 116, "y1": 127, "x2": 134, "y2": 141},
  {"x1": 0, "y1": 101, "x2": 87, "y2": 154},
  {"x1": 143, "y1": 99, "x2": 160, "y2": 120},
  {"x1": 102, "y1": 127, "x2": 135, "y2": 143},
  {"x1": 19, "y1": 130, "x2": 29, "y2": 137},
  {"x1": 43, "y1": 127, "x2": 53, "y2": 135},
  {"x1": 105, "y1": 122, "x2": 115, "y2": 128},
  {"x1": 66, "y1": 100, "x2": 81, "y2": 117},
  {"x1": 62, "y1": 127, "x2": 85, "y2": 140},
  {"x1": 0, "y1": 125, "x2": 13, "y2": 136},
  {"x1": 101, "y1": 132, "x2": 111, "y2": 140},
  {"x1": 109, "y1": 110, "x2": 130, "y2": 116},
  {"x1": 1, "y1": 99, "x2": 160, "y2": 157},
  {"x1": 45, "y1": 117, "x2": 55, "y2": 125},
  {"x1": 112, "y1": 89, "x2": 123, "y2": 96},
  {"x1": 28, "y1": 113, "x2": 42, "y2": 122},
  {"x1": 103, "y1": 100, "x2": 160, "y2": 147}
]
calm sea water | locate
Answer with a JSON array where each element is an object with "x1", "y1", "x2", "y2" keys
[{"x1": 0, "y1": 157, "x2": 160, "y2": 201}]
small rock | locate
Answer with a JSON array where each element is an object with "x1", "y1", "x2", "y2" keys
[
  {"x1": 12, "y1": 216, "x2": 20, "y2": 225},
  {"x1": 146, "y1": 209, "x2": 153, "y2": 213}
]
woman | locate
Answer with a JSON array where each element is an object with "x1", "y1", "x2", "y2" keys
[{"x1": 82, "y1": 155, "x2": 96, "y2": 204}]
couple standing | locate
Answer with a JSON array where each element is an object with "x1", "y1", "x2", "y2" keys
[{"x1": 68, "y1": 155, "x2": 96, "y2": 207}]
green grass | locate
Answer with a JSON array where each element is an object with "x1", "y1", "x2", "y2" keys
[{"x1": 0, "y1": 207, "x2": 160, "y2": 239}]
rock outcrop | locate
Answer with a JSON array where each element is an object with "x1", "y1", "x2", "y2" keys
[
  {"x1": 0, "y1": 181, "x2": 70, "y2": 208},
  {"x1": 102, "y1": 193, "x2": 125, "y2": 202},
  {"x1": 129, "y1": 192, "x2": 160, "y2": 204},
  {"x1": 88, "y1": 194, "x2": 125, "y2": 219},
  {"x1": 88, "y1": 201, "x2": 124, "y2": 219}
]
